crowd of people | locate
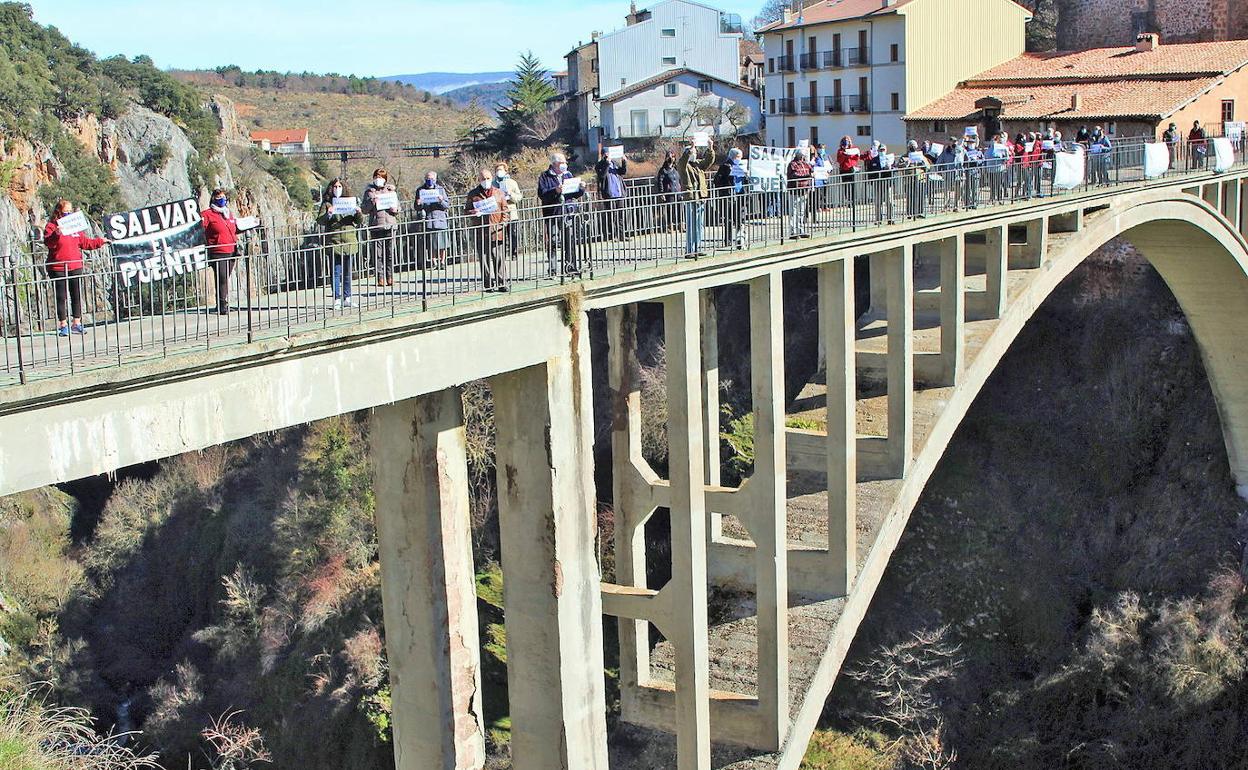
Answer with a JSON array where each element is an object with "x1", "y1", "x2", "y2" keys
[{"x1": 33, "y1": 119, "x2": 1219, "y2": 330}]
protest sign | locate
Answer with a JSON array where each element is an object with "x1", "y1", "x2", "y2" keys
[
  {"x1": 235, "y1": 216, "x2": 259, "y2": 232},
  {"x1": 813, "y1": 165, "x2": 830, "y2": 181},
  {"x1": 374, "y1": 191, "x2": 400, "y2": 211},
  {"x1": 930, "y1": 143, "x2": 945, "y2": 157},
  {"x1": 1213, "y1": 136, "x2": 1235, "y2": 173},
  {"x1": 561, "y1": 178, "x2": 582, "y2": 195},
  {"x1": 1224, "y1": 122, "x2": 1245, "y2": 141},
  {"x1": 104, "y1": 197, "x2": 207, "y2": 288},
  {"x1": 56, "y1": 211, "x2": 89, "y2": 236},
  {"x1": 907, "y1": 151, "x2": 926, "y2": 164},
  {"x1": 1053, "y1": 148, "x2": 1085, "y2": 190},
  {"x1": 1143, "y1": 142, "x2": 1171, "y2": 179},
  {"x1": 844, "y1": 147, "x2": 860, "y2": 156},
  {"x1": 331, "y1": 197, "x2": 358, "y2": 215},
  {"x1": 797, "y1": 139, "x2": 810, "y2": 148},
  {"x1": 473, "y1": 196, "x2": 500, "y2": 215},
  {"x1": 748, "y1": 145, "x2": 797, "y2": 193},
  {"x1": 607, "y1": 145, "x2": 625, "y2": 160},
  {"x1": 964, "y1": 126, "x2": 979, "y2": 139},
  {"x1": 418, "y1": 189, "x2": 443, "y2": 205},
  {"x1": 693, "y1": 131, "x2": 711, "y2": 147},
  {"x1": 1042, "y1": 140, "x2": 1056, "y2": 151}
]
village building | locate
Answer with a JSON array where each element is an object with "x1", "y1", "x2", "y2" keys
[
  {"x1": 249, "y1": 129, "x2": 310, "y2": 154},
  {"x1": 904, "y1": 35, "x2": 1248, "y2": 144}
]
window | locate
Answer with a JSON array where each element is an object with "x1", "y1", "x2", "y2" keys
[
  {"x1": 768, "y1": 57, "x2": 775, "y2": 73},
  {"x1": 664, "y1": 108, "x2": 682, "y2": 127},
  {"x1": 621, "y1": 78, "x2": 627, "y2": 87},
  {"x1": 787, "y1": 126, "x2": 797, "y2": 147},
  {"x1": 932, "y1": 120, "x2": 947, "y2": 133},
  {"x1": 662, "y1": 56, "x2": 677, "y2": 66},
  {"x1": 769, "y1": 98, "x2": 776, "y2": 114},
  {"x1": 698, "y1": 79, "x2": 713, "y2": 94},
  {"x1": 661, "y1": 27, "x2": 676, "y2": 37},
  {"x1": 1108, "y1": 121, "x2": 1117, "y2": 135},
  {"x1": 856, "y1": 125, "x2": 871, "y2": 136},
  {"x1": 810, "y1": 126, "x2": 819, "y2": 146},
  {"x1": 1223, "y1": 99, "x2": 1236, "y2": 123},
  {"x1": 890, "y1": 92, "x2": 900, "y2": 111},
  {"x1": 665, "y1": 83, "x2": 678, "y2": 97},
  {"x1": 890, "y1": 43, "x2": 899, "y2": 62},
  {"x1": 592, "y1": 58, "x2": 598, "y2": 72}
]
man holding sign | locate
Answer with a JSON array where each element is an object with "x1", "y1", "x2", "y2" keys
[
  {"x1": 537, "y1": 152, "x2": 588, "y2": 276},
  {"x1": 43, "y1": 199, "x2": 106, "y2": 337},
  {"x1": 466, "y1": 168, "x2": 510, "y2": 292},
  {"x1": 362, "y1": 167, "x2": 401, "y2": 287}
]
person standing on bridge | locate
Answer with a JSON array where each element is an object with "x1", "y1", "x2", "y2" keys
[
  {"x1": 415, "y1": 171, "x2": 451, "y2": 270},
  {"x1": 466, "y1": 168, "x2": 509, "y2": 292},
  {"x1": 595, "y1": 147, "x2": 629, "y2": 242},
  {"x1": 1189, "y1": 120, "x2": 1209, "y2": 170},
  {"x1": 836, "y1": 136, "x2": 862, "y2": 212},
  {"x1": 1089, "y1": 126, "x2": 1113, "y2": 186},
  {"x1": 713, "y1": 147, "x2": 748, "y2": 248},
  {"x1": 677, "y1": 139, "x2": 715, "y2": 258},
  {"x1": 317, "y1": 178, "x2": 361, "y2": 311},
  {"x1": 362, "y1": 167, "x2": 400, "y2": 288},
  {"x1": 655, "y1": 150, "x2": 682, "y2": 233},
  {"x1": 201, "y1": 189, "x2": 240, "y2": 315},
  {"x1": 537, "y1": 153, "x2": 587, "y2": 277},
  {"x1": 43, "y1": 199, "x2": 106, "y2": 336},
  {"x1": 493, "y1": 163, "x2": 524, "y2": 259},
  {"x1": 1163, "y1": 122, "x2": 1181, "y2": 169},
  {"x1": 785, "y1": 146, "x2": 814, "y2": 238}
]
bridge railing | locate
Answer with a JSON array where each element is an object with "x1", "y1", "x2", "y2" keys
[{"x1": 1, "y1": 134, "x2": 1243, "y2": 385}]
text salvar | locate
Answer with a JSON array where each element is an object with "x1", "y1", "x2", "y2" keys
[{"x1": 106, "y1": 199, "x2": 201, "y2": 241}]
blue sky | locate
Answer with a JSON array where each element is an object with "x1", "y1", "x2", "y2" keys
[{"x1": 27, "y1": 0, "x2": 761, "y2": 77}]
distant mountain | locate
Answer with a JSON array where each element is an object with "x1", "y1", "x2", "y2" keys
[
  {"x1": 383, "y1": 71, "x2": 512, "y2": 95},
  {"x1": 443, "y1": 82, "x2": 510, "y2": 114}
]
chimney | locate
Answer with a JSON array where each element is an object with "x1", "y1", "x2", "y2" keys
[
  {"x1": 1136, "y1": 32, "x2": 1160, "y2": 52},
  {"x1": 1071, "y1": 93, "x2": 1082, "y2": 111},
  {"x1": 591, "y1": 30, "x2": 600, "y2": 40},
  {"x1": 882, "y1": 0, "x2": 897, "y2": 6},
  {"x1": 626, "y1": 1, "x2": 640, "y2": 25}
]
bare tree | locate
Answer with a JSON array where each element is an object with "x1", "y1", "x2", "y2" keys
[{"x1": 201, "y1": 710, "x2": 272, "y2": 770}]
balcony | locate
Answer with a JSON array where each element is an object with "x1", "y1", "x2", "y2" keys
[
  {"x1": 799, "y1": 97, "x2": 821, "y2": 114},
  {"x1": 849, "y1": 94, "x2": 871, "y2": 113},
  {"x1": 777, "y1": 55, "x2": 796, "y2": 73},
  {"x1": 824, "y1": 96, "x2": 845, "y2": 114},
  {"x1": 843, "y1": 46, "x2": 871, "y2": 67},
  {"x1": 775, "y1": 98, "x2": 797, "y2": 115},
  {"x1": 800, "y1": 51, "x2": 823, "y2": 71}
]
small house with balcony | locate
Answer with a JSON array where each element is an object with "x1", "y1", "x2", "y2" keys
[
  {"x1": 250, "y1": 128, "x2": 311, "y2": 154},
  {"x1": 758, "y1": 0, "x2": 1032, "y2": 149}
]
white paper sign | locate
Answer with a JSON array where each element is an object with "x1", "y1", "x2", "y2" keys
[
  {"x1": 1213, "y1": 136, "x2": 1235, "y2": 172},
  {"x1": 418, "y1": 189, "x2": 443, "y2": 205},
  {"x1": 907, "y1": 151, "x2": 926, "y2": 164},
  {"x1": 993, "y1": 142, "x2": 1008, "y2": 154},
  {"x1": 236, "y1": 216, "x2": 260, "y2": 232},
  {"x1": 1225, "y1": 121, "x2": 1246, "y2": 141},
  {"x1": 797, "y1": 139, "x2": 810, "y2": 148},
  {"x1": 1053, "y1": 147, "x2": 1085, "y2": 190},
  {"x1": 473, "y1": 196, "x2": 500, "y2": 215},
  {"x1": 1143, "y1": 142, "x2": 1171, "y2": 179},
  {"x1": 331, "y1": 197, "x2": 357, "y2": 215},
  {"x1": 844, "y1": 147, "x2": 860, "y2": 157},
  {"x1": 813, "y1": 166, "x2": 830, "y2": 180},
  {"x1": 964, "y1": 126, "x2": 979, "y2": 138},
  {"x1": 693, "y1": 131, "x2": 710, "y2": 147},
  {"x1": 56, "y1": 211, "x2": 89, "y2": 236},
  {"x1": 1025, "y1": 141, "x2": 1036, "y2": 153},
  {"x1": 561, "y1": 178, "x2": 582, "y2": 195},
  {"x1": 374, "y1": 191, "x2": 400, "y2": 211},
  {"x1": 882, "y1": 153, "x2": 896, "y2": 167},
  {"x1": 607, "y1": 145, "x2": 625, "y2": 160},
  {"x1": 930, "y1": 143, "x2": 945, "y2": 157},
  {"x1": 1042, "y1": 140, "x2": 1056, "y2": 151}
]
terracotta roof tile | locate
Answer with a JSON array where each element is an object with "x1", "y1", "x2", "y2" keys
[
  {"x1": 758, "y1": 0, "x2": 1029, "y2": 33},
  {"x1": 968, "y1": 40, "x2": 1248, "y2": 83},
  {"x1": 905, "y1": 77, "x2": 1222, "y2": 122},
  {"x1": 250, "y1": 129, "x2": 309, "y2": 144}
]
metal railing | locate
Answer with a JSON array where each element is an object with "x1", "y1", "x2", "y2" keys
[
  {"x1": 777, "y1": 55, "x2": 796, "y2": 73},
  {"x1": 1, "y1": 135, "x2": 1241, "y2": 386},
  {"x1": 776, "y1": 98, "x2": 797, "y2": 115},
  {"x1": 800, "y1": 97, "x2": 821, "y2": 115},
  {"x1": 849, "y1": 94, "x2": 871, "y2": 113},
  {"x1": 824, "y1": 96, "x2": 845, "y2": 114},
  {"x1": 842, "y1": 47, "x2": 870, "y2": 67},
  {"x1": 799, "y1": 52, "x2": 822, "y2": 71}
]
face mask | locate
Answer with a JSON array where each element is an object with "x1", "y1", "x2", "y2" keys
[
  {"x1": 212, "y1": 197, "x2": 227, "y2": 208},
  {"x1": 496, "y1": 171, "x2": 507, "y2": 180},
  {"x1": 332, "y1": 187, "x2": 343, "y2": 197},
  {"x1": 481, "y1": 179, "x2": 493, "y2": 188},
  {"x1": 373, "y1": 177, "x2": 386, "y2": 188},
  {"x1": 557, "y1": 163, "x2": 568, "y2": 174}
]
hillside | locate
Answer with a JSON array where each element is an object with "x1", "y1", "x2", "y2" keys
[
  {"x1": 444, "y1": 82, "x2": 510, "y2": 112},
  {"x1": 382, "y1": 71, "x2": 512, "y2": 94}
]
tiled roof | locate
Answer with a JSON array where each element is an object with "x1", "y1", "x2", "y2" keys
[
  {"x1": 905, "y1": 77, "x2": 1222, "y2": 122},
  {"x1": 740, "y1": 38, "x2": 764, "y2": 62},
  {"x1": 967, "y1": 39, "x2": 1248, "y2": 83},
  {"x1": 250, "y1": 129, "x2": 308, "y2": 144},
  {"x1": 758, "y1": 0, "x2": 1029, "y2": 33},
  {"x1": 599, "y1": 67, "x2": 751, "y2": 102}
]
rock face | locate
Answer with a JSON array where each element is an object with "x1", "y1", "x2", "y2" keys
[{"x1": 112, "y1": 105, "x2": 197, "y2": 209}]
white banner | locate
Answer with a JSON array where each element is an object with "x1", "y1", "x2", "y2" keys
[
  {"x1": 57, "y1": 211, "x2": 89, "y2": 236},
  {"x1": 693, "y1": 131, "x2": 710, "y2": 147},
  {"x1": 748, "y1": 145, "x2": 797, "y2": 193},
  {"x1": 331, "y1": 197, "x2": 357, "y2": 215},
  {"x1": 472, "y1": 196, "x2": 500, "y2": 215},
  {"x1": 561, "y1": 177, "x2": 582, "y2": 195},
  {"x1": 1213, "y1": 136, "x2": 1235, "y2": 173},
  {"x1": 418, "y1": 188, "x2": 443, "y2": 205},
  {"x1": 607, "y1": 145, "x2": 625, "y2": 160},
  {"x1": 1053, "y1": 148, "x2": 1085, "y2": 190},
  {"x1": 1144, "y1": 142, "x2": 1171, "y2": 179},
  {"x1": 235, "y1": 216, "x2": 260, "y2": 232}
]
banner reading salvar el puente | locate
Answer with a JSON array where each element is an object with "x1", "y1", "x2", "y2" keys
[{"x1": 105, "y1": 198, "x2": 208, "y2": 287}]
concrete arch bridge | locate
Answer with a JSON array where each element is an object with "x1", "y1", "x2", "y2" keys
[{"x1": 2, "y1": 168, "x2": 1248, "y2": 770}]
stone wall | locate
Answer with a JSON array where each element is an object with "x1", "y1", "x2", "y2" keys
[{"x1": 1056, "y1": 0, "x2": 1247, "y2": 50}]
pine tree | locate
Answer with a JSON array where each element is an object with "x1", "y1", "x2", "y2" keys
[{"x1": 491, "y1": 52, "x2": 558, "y2": 152}]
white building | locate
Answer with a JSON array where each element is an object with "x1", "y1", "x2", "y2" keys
[
  {"x1": 249, "y1": 129, "x2": 311, "y2": 154},
  {"x1": 600, "y1": 68, "x2": 760, "y2": 140},
  {"x1": 758, "y1": 0, "x2": 1032, "y2": 150}
]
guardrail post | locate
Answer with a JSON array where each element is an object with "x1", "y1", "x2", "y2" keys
[{"x1": 5, "y1": 239, "x2": 26, "y2": 384}]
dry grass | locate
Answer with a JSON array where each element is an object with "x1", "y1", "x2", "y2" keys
[{"x1": 0, "y1": 684, "x2": 159, "y2": 770}]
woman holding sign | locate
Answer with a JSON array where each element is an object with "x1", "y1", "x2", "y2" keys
[
  {"x1": 43, "y1": 200, "x2": 106, "y2": 336},
  {"x1": 362, "y1": 168, "x2": 401, "y2": 288},
  {"x1": 415, "y1": 172, "x2": 451, "y2": 269},
  {"x1": 317, "y1": 178, "x2": 362, "y2": 310},
  {"x1": 466, "y1": 169, "x2": 509, "y2": 292},
  {"x1": 201, "y1": 189, "x2": 240, "y2": 315}
]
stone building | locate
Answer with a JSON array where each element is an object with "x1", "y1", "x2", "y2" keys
[{"x1": 1057, "y1": 0, "x2": 1248, "y2": 51}]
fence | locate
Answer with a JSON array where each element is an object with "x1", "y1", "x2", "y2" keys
[{"x1": 1, "y1": 134, "x2": 1242, "y2": 385}]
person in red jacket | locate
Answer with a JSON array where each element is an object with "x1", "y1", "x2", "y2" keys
[
  {"x1": 836, "y1": 136, "x2": 862, "y2": 207},
  {"x1": 43, "y1": 199, "x2": 105, "y2": 337},
  {"x1": 201, "y1": 188, "x2": 239, "y2": 315}
]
